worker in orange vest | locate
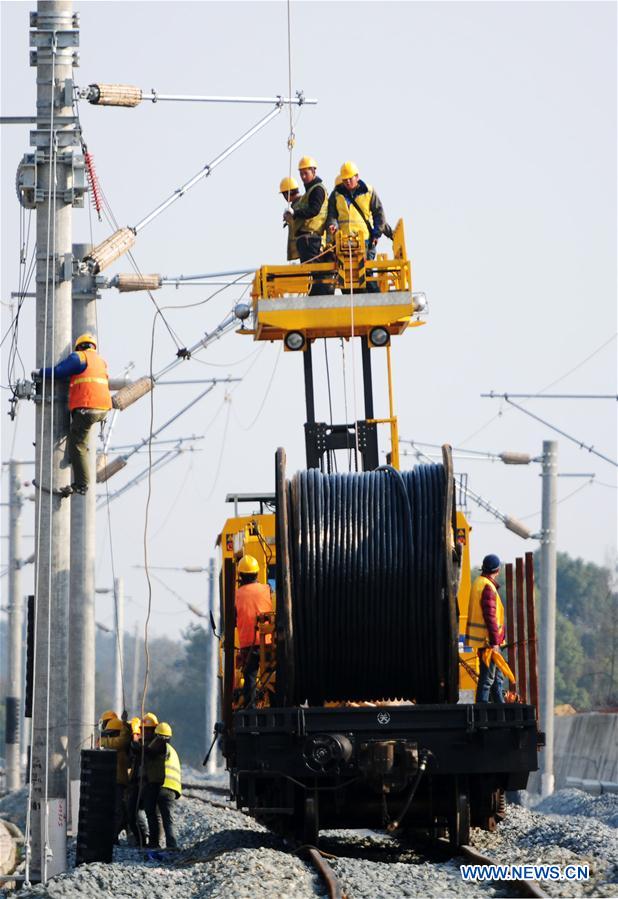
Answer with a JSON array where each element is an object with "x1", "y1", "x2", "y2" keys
[
  {"x1": 35, "y1": 333, "x2": 112, "y2": 496},
  {"x1": 235, "y1": 555, "x2": 273, "y2": 707}
]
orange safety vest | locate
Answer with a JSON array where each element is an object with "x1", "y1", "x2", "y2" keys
[
  {"x1": 235, "y1": 582, "x2": 273, "y2": 649},
  {"x1": 465, "y1": 575, "x2": 505, "y2": 648},
  {"x1": 69, "y1": 349, "x2": 112, "y2": 411}
]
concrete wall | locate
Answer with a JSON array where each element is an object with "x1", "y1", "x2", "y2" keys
[{"x1": 553, "y1": 713, "x2": 618, "y2": 788}]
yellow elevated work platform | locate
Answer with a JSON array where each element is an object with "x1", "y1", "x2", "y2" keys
[{"x1": 243, "y1": 220, "x2": 426, "y2": 342}]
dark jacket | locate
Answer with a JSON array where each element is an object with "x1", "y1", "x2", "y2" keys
[
  {"x1": 293, "y1": 176, "x2": 327, "y2": 224},
  {"x1": 480, "y1": 578, "x2": 505, "y2": 646},
  {"x1": 41, "y1": 352, "x2": 86, "y2": 380}
]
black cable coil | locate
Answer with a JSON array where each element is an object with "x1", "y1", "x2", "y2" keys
[{"x1": 280, "y1": 463, "x2": 457, "y2": 705}]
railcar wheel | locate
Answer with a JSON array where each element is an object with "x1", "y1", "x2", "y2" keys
[{"x1": 447, "y1": 777, "x2": 470, "y2": 848}]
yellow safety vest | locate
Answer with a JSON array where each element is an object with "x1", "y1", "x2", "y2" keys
[
  {"x1": 465, "y1": 575, "x2": 505, "y2": 648},
  {"x1": 296, "y1": 180, "x2": 328, "y2": 236},
  {"x1": 334, "y1": 186, "x2": 374, "y2": 240},
  {"x1": 162, "y1": 744, "x2": 182, "y2": 796}
]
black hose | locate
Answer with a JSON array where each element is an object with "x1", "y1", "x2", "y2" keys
[{"x1": 281, "y1": 464, "x2": 454, "y2": 704}]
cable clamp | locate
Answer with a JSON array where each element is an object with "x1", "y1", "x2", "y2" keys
[
  {"x1": 150, "y1": 88, "x2": 158, "y2": 103},
  {"x1": 176, "y1": 347, "x2": 191, "y2": 360},
  {"x1": 296, "y1": 90, "x2": 305, "y2": 106}
]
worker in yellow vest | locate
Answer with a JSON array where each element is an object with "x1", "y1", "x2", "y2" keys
[
  {"x1": 235, "y1": 555, "x2": 273, "y2": 707},
  {"x1": 142, "y1": 722, "x2": 182, "y2": 850},
  {"x1": 283, "y1": 155, "x2": 333, "y2": 295},
  {"x1": 327, "y1": 161, "x2": 387, "y2": 293},
  {"x1": 465, "y1": 554, "x2": 506, "y2": 704},
  {"x1": 34, "y1": 333, "x2": 112, "y2": 496},
  {"x1": 279, "y1": 176, "x2": 302, "y2": 261}
]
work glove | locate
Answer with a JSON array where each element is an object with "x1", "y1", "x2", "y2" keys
[
  {"x1": 383, "y1": 223, "x2": 394, "y2": 240},
  {"x1": 283, "y1": 210, "x2": 294, "y2": 225}
]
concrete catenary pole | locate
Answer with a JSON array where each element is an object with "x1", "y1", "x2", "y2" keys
[
  {"x1": 68, "y1": 243, "x2": 97, "y2": 825},
  {"x1": 6, "y1": 461, "x2": 24, "y2": 791},
  {"x1": 113, "y1": 577, "x2": 125, "y2": 715},
  {"x1": 205, "y1": 557, "x2": 219, "y2": 773},
  {"x1": 28, "y1": 1, "x2": 80, "y2": 880},
  {"x1": 539, "y1": 440, "x2": 558, "y2": 797},
  {"x1": 130, "y1": 621, "x2": 140, "y2": 713}
]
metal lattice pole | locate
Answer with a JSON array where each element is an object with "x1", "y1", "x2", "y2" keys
[
  {"x1": 68, "y1": 243, "x2": 97, "y2": 829},
  {"x1": 29, "y1": 0, "x2": 79, "y2": 879},
  {"x1": 539, "y1": 440, "x2": 558, "y2": 797},
  {"x1": 6, "y1": 461, "x2": 24, "y2": 791}
]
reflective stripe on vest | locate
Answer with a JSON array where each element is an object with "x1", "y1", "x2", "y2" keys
[
  {"x1": 69, "y1": 350, "x2": 112, "y2": 411},
  {"x1": 296, "y1": 180, "x2": 328, "y2": 236},
  {"x1": 163, "y1": 744, "x2": 182, "y2": 795},
  {"x1": 465, "y1": 575, "x2": 505, "y2": 647},
  {"x1": 334, "y1": 186, "x2": 374, "y2": 240}
]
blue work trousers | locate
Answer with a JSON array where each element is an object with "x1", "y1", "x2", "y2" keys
[{"x1": 476, "y1": 648, "x2": 506, "y2": 704}]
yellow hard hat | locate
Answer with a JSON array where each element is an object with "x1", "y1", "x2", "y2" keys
[
  {"x1": 105, "y1": 717, "x2": 124, "y2": 731},
  {"x1": 74, "y1": 332, "x2": 97, "y2": 350},
  {"x1": 298, "y1": 155, "x2": 317, "y2": 170},
  {"x1": 340, "y1": 161, "x2": 359, "y2": 179},
  {"x1": 238, "y1": 554, "x2": 260, "y2": 575},
  {"x1": 99, "y1": 709, "x2": 117, "y2": 725},
  {"x1": 279, "y1": 176, "x2": 299, "y2": 193},
  {"x1": 334, "y1": 174, "x2": 343, "y2": 187},
  {"x1": 130, "y1": 716, "x2": 141, "y2": 735},
  {"x1": 155, "y1": 722, "x2": 172, "y2": 737},
  {"x1": 142, "y1": 712, "x2": 158, "y2": 727}
]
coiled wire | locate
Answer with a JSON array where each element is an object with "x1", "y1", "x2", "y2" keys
[{"x1": 281, "y1": 464, "x2": 455, "y2": 704}]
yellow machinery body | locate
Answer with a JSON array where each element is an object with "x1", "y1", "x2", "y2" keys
[
  {"x1": 455, "y1": 510, "x2": 480, "y2": 692},
  {"x1": 240, "y1": 220, "x2": 425, "y2": 343}
]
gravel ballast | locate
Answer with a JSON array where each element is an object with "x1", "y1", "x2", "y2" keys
[{"x1": 0, "y1": 785, "x2": 616, "y2": 898}]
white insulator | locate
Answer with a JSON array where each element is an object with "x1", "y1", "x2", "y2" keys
[
  {"x1": 84, "y1": 227, "x2": 136, "y2": 274},
  {"x1": 96, "y1": 456, "x2": 128, "y2": 483},
  {"x1": 504, "y1": 515, "x2": 532, "y2": 540},
  {"x1": 499, "y1": 451, "x2": 532, "y2": 465},
  {"x1": 96, "y1": 453, "x2": 108, "y2": 477},
  {"x1": 88, "y1": 83, "x2": 143, "y2": 107},
  {"x1": 115, "y1": 273, "x2": 162, "y2": 292},
  {"x1": 112, "y1": 376, "x2": 154, "y2": 410},
  {"x1": 108, "y1": 377, "x2": 133, "y2": 391}
]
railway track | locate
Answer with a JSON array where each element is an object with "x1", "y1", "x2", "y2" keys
[
  {"x1": 303, "y1": 837, "x2": 549, "y2": 899},
  {"x1": 182, "y1": 784, "x2": 548, "y2": 898}
]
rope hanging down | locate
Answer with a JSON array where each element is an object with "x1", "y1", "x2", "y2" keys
[{"x1": 278, "y1": 463, "x2": 458, "y2": 705}]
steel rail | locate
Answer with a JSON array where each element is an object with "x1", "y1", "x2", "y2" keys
[{"x1": 303, "y1": 847, "x2": 343, "y2": 899}]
